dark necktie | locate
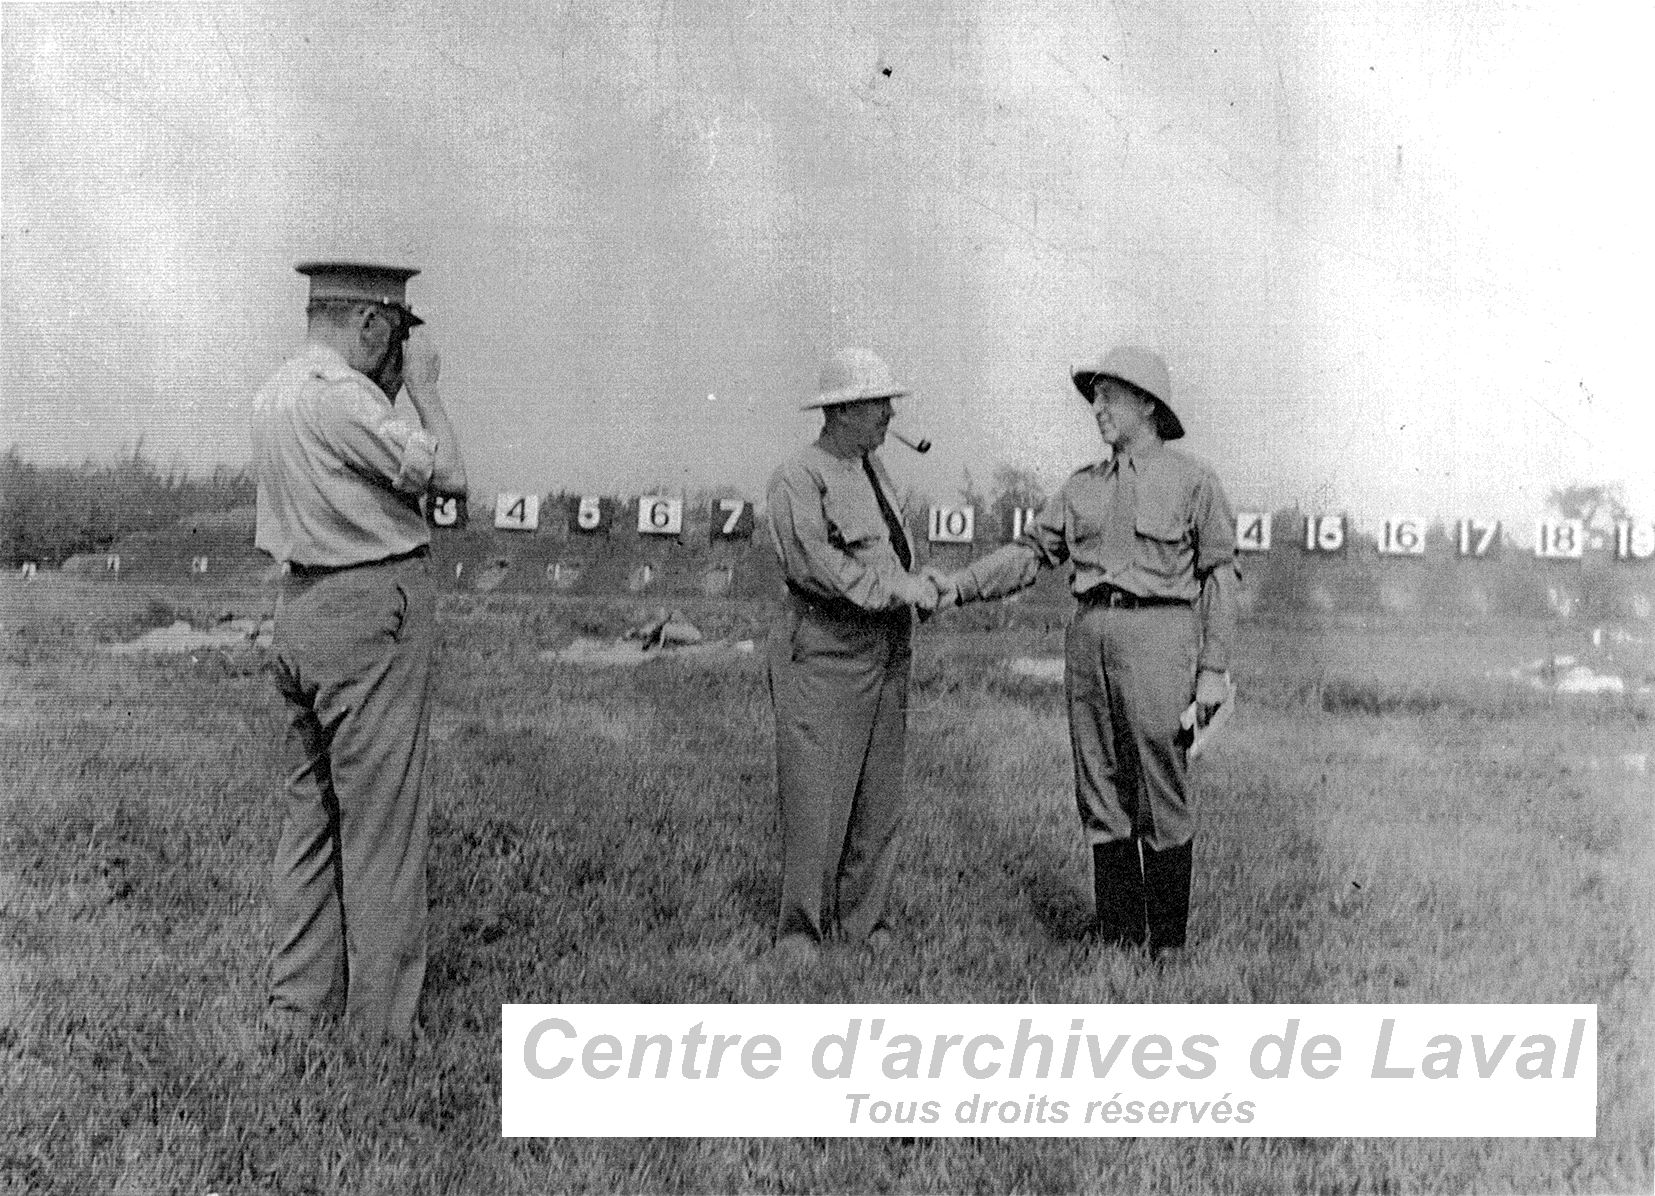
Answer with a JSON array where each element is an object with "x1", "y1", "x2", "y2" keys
[
  {"x1": 1102, "y1": 456, "x2": 1137, "y2": 576},
  {"x1": 862, "y1": 455, "x2": 912, "y2": 570}
]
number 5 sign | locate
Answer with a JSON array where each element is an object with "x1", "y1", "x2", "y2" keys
[
  {"x1": 709, "y1": 499, "x2": 754, "y2": 542},
  {"x1": 637, "y1": 496, "x2": 683, "y2": 536},
  {"x1": 568, "y1": 496, "x2": 612, "y2": 535}
]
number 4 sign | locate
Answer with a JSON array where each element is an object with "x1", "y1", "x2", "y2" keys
[
  {"x1": 1235, "y1": 513, "x2": 1272, "y2": 552},
  {"x1": 493, "y1": 493, "x2": 540, "y2": 531}
]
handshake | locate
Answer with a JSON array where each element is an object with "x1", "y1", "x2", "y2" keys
[{"x1": 911, "y1": 566, "x2": 964, "y2": 616}]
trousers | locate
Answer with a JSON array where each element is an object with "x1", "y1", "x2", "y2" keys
[
  {"x1": 267, "y1": 555, "x2": 435, "y2": 1039},
  {"x1": 1065, "y1": 602, "x2": 1198, "y2": 852},
  {"x1": 767, "y1": 599, "x2": 911, "y2": 942}
]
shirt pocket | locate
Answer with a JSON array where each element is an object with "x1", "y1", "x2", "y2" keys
[
  {"x1": 823, "y1": 488, "x2": 887, "y2": 555},
  {"x1": 1133, "y1": 506, "x2": 1191, "y2": 583}
]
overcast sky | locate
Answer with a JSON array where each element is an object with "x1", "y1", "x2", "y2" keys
[{"x1": 3, "y1": 1, "x2": 1650, "y2": 535}]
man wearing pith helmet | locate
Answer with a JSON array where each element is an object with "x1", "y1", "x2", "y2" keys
[
  {"x1": 251, "y1": 261, "x2": 468, "y2": 1039},
  {"x1": 764, "y1": 348, "x2": 945, "y2": 962},
  {"x1": 938, "y1": 346, "x2": 1238, "y2": 957}
]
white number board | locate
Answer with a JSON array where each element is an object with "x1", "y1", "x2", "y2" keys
[
  {"x1": 431, "y1": 495, "x2": 461, "y2": 527},
  {"x1": 1457, "y1": 518, "x2": 1500, "y2": 558},
  {"x1": 1235, "y1": 512, "x2": 1272, "y2": 552},
  {"x1": 1378, "y1": 516, "x2": 1426, "y2": 556},
  {"x1": 637, "y1": 496, "x2": 684, "y2": 535},
  {"x1": 928, "y1": 505, "x2": 975, "y2": 544},
  {"x1": 494, "y1": 493, "x2": 540, "y2": 531},
  {"x1": 1303, "y1": 514, "x2": 1345, "y2": 553},
  {"x1": 1534, "y1": 518, "x2": 1585, "y2": 560},
  {"x1": 1614, "y1": 520, "x2": 1655, "y2": 561},
  {"x1": 1006, "y1": 507, "x2": 1041, "y2": 541}
]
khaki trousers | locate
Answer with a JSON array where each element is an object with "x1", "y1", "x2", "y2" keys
[
  {"x1": 267, "y1": 555, "x2": 434, "y2": 1039},
  {"x1": 1065, "y1": 602, "x2": 1198, "y2": 852},
  {"x1": 768, "y1": 600, "x2": 912, "y2": 943}
]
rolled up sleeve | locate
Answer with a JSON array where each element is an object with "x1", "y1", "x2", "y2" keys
[
  {"x1": 955, "y1": 493, "x2": 1068, "y2": 603},
  {"x1": 324, "y1": 383, "x2": 439, "y2": 496},
  {"x1": 1192, "y1": 471, "x2": 1239, "y2": 672}
]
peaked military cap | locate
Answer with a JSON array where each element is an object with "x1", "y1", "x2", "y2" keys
[{"x1": 295, "y1": 261, "x2": 425, "y2": 326}]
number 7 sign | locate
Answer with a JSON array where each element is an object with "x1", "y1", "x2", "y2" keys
[{"x1": 709, "y1": 499, "x2": 754, "y2": 543}]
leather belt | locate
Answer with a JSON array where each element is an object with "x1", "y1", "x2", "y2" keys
[
  {"x1": 288, "y1": 544, "x2": 429, "y2": 580},
  {"x1": 785, "y1": 582, "x2": 905, "y2": 624},
  {"x1": 1077, "y1": 583, "x2": 1190, "y2": 610}
]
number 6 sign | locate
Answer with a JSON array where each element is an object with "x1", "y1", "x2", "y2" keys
[{"x1": 637, "y1": 496, "x2": 683, "y2": 536}]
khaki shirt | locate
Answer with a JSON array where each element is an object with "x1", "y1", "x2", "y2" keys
[
  {"x1": 956, "y1": 443, "x2": 1240, "y2": 671},
  {"x1": 766, "y1": 440, "x2": 931, "y2": 612},
  {"x1": 252, "y1": 343, "x2": 437, "y2": 567}
]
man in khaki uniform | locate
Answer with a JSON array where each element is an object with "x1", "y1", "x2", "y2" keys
[
  {"x1": 766, "y1": 349, "x2": 943, "y2": 961},
  {"x1": 940, "y1": 347, "x2": 1237, "y2": 955},
  {"x1": 251, "y1": 262, "x2": 468, "y2": 1038}
]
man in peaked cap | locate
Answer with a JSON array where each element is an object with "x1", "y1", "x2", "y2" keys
[
  {"x1": 251, "y1": 261, "x2": 468, "y2": 1039},
  {"x1": 764, "y1": 348, "x2": 945, "y2": 961},
  {"x1": 937, "y1": 347, "x2": 1238, "y2": 958}
]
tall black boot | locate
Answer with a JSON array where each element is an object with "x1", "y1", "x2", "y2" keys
[
  {"x1": 1143, "y1": 839, "x2": 1193, "y2": 953},
  {"x1": 1091, "y1": 840, "x2": 1146, "y2": 948}
]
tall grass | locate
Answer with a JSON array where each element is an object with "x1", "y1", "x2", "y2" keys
[
  {"x1": 0, "y1": 443, "x2": 254, "y2": 567},
  {"x1": 0, "y1": 583, "x2": 1650, "y2": 1192}
]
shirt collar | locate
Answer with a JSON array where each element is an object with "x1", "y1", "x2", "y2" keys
[{"x1": 299, "y1": 341, "x2": 365, "y2": 385}]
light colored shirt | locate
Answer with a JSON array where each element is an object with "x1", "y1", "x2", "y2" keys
[
  {"x1": 252, "y1": 343, "x2": 437, "y2": 567},
  {"x1": 955, "y1": 442, "x2": 1240, "y2": 671},
  {"x1": 766, "y1": 440, "x2": 932, "y2": 612}
]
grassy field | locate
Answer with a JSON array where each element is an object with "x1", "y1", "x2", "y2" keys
[{"x1": 1, "y1": 575, "x2": 1651, "y2": 1194}]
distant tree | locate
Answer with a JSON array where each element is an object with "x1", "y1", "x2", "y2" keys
[
  {"x1": 1548, "y1": 483, "x2": 1627, "y2": 531},
  {"x1": 987, "y1": 464, "x2": 1048, "y2": 543}
]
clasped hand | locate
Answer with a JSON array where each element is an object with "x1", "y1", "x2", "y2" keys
[{"x1": 912, "y1": 567, "x2": 959, "y2": 615}]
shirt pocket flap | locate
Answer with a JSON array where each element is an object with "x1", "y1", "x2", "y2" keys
[
  {"x1": 824, "y1": 490, "x2": 885, "y2": 549},
  {"x1": 1133, "y1": 467, "x2": 1189, "y2": 542},
  {"x1": 1134, "y1": 508, "x2": 1188, "y2": 543}
]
